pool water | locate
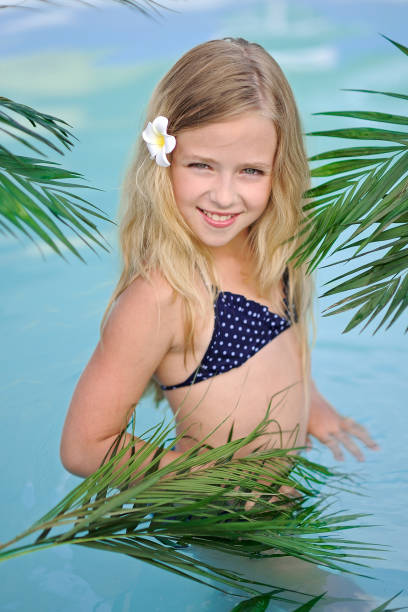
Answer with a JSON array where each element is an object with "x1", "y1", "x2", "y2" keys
[{"x1": 1, "y1": 1, "x2": 407, "y2": 610}]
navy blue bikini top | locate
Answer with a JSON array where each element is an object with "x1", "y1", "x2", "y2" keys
[{"x1": 160, "y1": 269, "x2": 297, "y2": 391}]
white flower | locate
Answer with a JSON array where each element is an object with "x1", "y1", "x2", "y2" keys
[{"x1": 142, "y1": 116, "x2": 176, "y2": 167}]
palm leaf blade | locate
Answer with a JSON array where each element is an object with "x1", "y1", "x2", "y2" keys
[
  {"x1": 0, "y1": 100, "x2": 112, "y2": 259},
  {"x1": 312, "y1": 110, "x2": 408, "y2": 126},
  {"x1": 0, "y1": 408, "x2": 381, "y2": 602},
  {"x1": 305, "y1": 127, "x2": 408, "y2": 143},
  {"x1": 298, "y1": 37, "x2": 408, "y2": 332},
  {"x1": 341, "y1": 88, "x2": 408, "y2": 102},
  {"x1": 309, "y1": 145, "x2": 405, "y2": 160}
]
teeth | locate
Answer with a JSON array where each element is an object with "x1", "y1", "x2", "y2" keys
[{"x1": 202, "y1": 209, "x2": 234, "y2": 221}]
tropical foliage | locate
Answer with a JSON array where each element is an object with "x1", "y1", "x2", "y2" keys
[
  {"x1": 0, "y1": 0, "x2": 168, "y2": 259},
  {"x1": 1, "y1": 24, "x2": 406, "y2": 331},
  {"x1": 0, "y1": 0, "x2": 168, "y2": 16},
  {"x1": 293, "y1": 35, "x2": 408, "y2": 334},
  {"x1": 0, "y1": 96, "x2": 112, "y2": 260},
  {"x1": 1, "y1": 4, "x2": 406, "y2": 610},
  {"x1": 230, "y1": 590, "x2": 404, "y2": 612},
  {"x1": 0, "y1": 407, "x2": 381, "y2": 609}
]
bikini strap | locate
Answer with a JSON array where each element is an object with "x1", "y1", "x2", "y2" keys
[{"x1": 282, "y1": 267, "x2": 289, "y2": 298}]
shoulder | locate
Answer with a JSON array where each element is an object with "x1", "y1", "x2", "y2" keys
[
  {"x1": 117, "y1": 272, "x2": 177, "y2": 312},
  {"x1": 102, "y1": 272, "x2": 182, "y2": 350}
]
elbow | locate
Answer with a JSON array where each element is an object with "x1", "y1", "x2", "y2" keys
[
  {"x1": 59, "y1": 433, "x2": 98, "y2": 478},
  {"x1": 60, "y1": 439, "x2": 88, "y2": 478},
  {"x1": 60, "y1": 429, "x2": 117, "y2": 478}
]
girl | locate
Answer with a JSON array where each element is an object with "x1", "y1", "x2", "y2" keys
[{"x1": 60, "y1": 38, "x2": 377, "y2": 480}]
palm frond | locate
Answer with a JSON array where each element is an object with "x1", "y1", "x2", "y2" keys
[
  {"x1": 0, "y1": 0, "x2": 174, "y2": 18},
  {"x1": 231, "y1": 589, "x2": 340, "y2": 612},
  {"x1": 0, "y1": 406, "x2": 382, "y2": 606},
  {"x1": 0, "y1": 96, "x2": 75, "y2": 155},
  {"x1": 0, "y1": 97, "x2": 113, "y2": 259},
  {"x1": 368, "y1": 591, "x2": 406, "y2": 612},
  {"x1": 291, "y1": 35, "x2": 408, "y2": 334},
  {"x1": 232, "y1": 589, "x2": 406, "y2": 611}
]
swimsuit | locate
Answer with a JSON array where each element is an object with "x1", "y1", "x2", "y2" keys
[{"x1": 160, "y1": 269, "x2": 296, "y2": 391}]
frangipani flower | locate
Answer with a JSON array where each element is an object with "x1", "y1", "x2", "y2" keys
[{"x1": 142, "y1": 116, "x2": 176, "y2": 167}]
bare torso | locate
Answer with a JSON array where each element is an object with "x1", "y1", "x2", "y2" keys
[
  {"x1": 60, "y1": 250, "x2": 311, "y2": 480},
  {"x1": 155, "y1": 268, "x2": 309, "y2": 456}
]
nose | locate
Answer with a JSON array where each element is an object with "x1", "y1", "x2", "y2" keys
[{"x1": 209, "y1": 172, "x2": 237, "y2": 209}]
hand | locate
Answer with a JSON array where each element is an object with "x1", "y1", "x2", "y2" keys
[
  {"x1": 307, "y1": 384, "x2": 379, "y2": 462},
  {"x1": 244, "y1": 485, "x2": 302, "y2": 511}
]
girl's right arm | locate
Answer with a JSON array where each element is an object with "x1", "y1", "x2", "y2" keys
[{"x1": 60, "y1": 275, "x2": 181, "y2": 478}]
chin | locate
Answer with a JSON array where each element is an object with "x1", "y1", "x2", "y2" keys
[{"x1": 197, "y1": 234, "x2": 238, "y2": 249}]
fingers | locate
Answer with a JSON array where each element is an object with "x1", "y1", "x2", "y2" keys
[
  {"x1": 244, "y1": 489, "x2": 271, "y2": 510},
  {"x1": 335, "y1": 430, "x2": 364, "y2": 462},
  {"x1": 321, "y1": 434, "x2": 345, "y2": 462},
  {"x1": 342, "y1": 418, "x2": 380, "y2": 450},
  {"x1": 278, "y1": 485, "x2": 302, "y2": 498},
  {"x1": 316, "y1": 417, "x2": 379, "y2": 462},
  {"x1": 269, "y1": 485, "x2": 302, "y2": 510},
  {"x1": 243, "y1": 485, "x2": 302, "y2": 511}
]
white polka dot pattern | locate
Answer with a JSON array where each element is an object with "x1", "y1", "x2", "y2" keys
[{"x1": 161, "y1": 289, "x2": 293, "y2": 390}]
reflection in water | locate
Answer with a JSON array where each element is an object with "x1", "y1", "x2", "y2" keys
[{"x1": 192, "y1": 546, "x2": 377, "y2": 611}]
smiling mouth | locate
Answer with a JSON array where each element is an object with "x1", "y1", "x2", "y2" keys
[{"x1": 198, "y1": 208, "x2": 239, "y2": 221}]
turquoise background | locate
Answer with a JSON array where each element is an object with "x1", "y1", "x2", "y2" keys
[{"x1": 1, "y1": 0, "x2": 407, "y2": 609}]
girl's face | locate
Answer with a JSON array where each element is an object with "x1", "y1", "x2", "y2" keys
[{"x1": 170, "y1": 112, "x2": 278, "y2": 252}]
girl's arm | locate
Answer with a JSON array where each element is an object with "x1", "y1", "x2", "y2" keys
[
  {"x1": 307, "y1": 379, "x2": 379, "y2": 461},
  {"x1": 60, "y1": 275, "x2": 182, "y2": 478}
]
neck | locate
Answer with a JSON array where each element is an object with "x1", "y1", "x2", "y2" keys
[
  {"x1": 210, "y1": 235, "x2": 256, "y2": 291},
  {"x1": 209, "y1": 231, "x2": 250, "y2": 265}
]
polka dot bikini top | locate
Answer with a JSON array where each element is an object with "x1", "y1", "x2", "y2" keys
[{"x1": 160, "y1": 269, "x2": 296, "y2": 391}]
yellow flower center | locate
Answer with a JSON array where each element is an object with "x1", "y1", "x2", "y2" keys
[{"x1": 156, "y1": 134, "x2": 165, "y2": 147}]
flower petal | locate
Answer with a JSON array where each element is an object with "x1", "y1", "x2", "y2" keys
[
  {"x1": 146, "y1": 142, "x2": 161, "y2": 159},
  {"x1": 164, "y1": 134, "x2": 176, "y2": 154},
  {"x1": 152, "y1": 116, "x2": 169, "y2": 135},
  {"x1": 142, "y1": 116, "x2": 176, "y2": 166},
  {"x1": 142, "y1": 122, "x2": 158, "y2": 144},
  {"x1": 155, "y1": 148, "x2": 170, "y2": 167}
]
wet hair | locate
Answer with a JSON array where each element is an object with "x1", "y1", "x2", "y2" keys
[{"x1": 102, "y1": 38, "x2": 315, "y2": 399}]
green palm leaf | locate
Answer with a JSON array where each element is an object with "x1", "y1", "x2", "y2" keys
[
  {"x1": 341, "y1": 89, "x2": 408, "y2": 103},
  {"x1": 380, "y1": 34, "x2": 408, "y2": 57},
  {"x1": 232, "y1": 590, "x2": 406, "y2": 611},
  {"x1": 228, "y1": 589, "x2": 293, "y2": 611},
  {"x1": 291, "y1": 35, "x2": 408, "y2": 333},
  {"x1": 0, "y1": 0, "x2": 175, "y2": 259},
  {"x1": 0, "y1": 0, "x2": 172, "y2": 17},
  {"x1": 0, "y1": 96, "x2": 74, "y2": 155},
  {"x1": 0, "y1": 406, "x2": 382, "y2": 604},
  {"x1": 369, "y1": 591, "x2": 406, "y2": 611},
  {"x1": 0, "y1": 97, "x2": 114, "y2": 260}
]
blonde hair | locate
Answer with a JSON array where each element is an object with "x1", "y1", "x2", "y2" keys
[{"x1": 102, "y1": 37, "x2": 315, "y2": 402}]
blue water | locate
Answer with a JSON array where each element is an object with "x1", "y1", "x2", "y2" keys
[{"x1": 1, "y1": 0, "x2": 407, "y2": 610}]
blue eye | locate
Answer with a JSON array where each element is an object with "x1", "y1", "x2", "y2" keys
[
  {"x1": 243, "y1": 168, "x2": 262, "y2": 175},
  {"x1": 189, "y1": 162, "x2": 210, "y2": 169}
]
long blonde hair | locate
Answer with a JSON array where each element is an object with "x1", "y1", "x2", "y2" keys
[{"x1": 102, "y1": 37, "x2": 315, "y2": 400}]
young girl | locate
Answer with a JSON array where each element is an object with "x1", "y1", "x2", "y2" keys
[{"x1": 60, "y1": 37, "x2": 378, "y2": 480}]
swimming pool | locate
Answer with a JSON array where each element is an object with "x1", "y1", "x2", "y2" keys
[{"x1": 1, "y1": 0, "x2": 407, "y2": 609}]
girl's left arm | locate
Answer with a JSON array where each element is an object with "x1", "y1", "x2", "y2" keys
[{"x1": 307, "y1": 379, "x2": 379, "y2": 461}]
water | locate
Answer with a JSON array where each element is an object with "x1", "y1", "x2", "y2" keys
[{"x1": 1, "y1": 0, "x2": 407, "y2": 609}]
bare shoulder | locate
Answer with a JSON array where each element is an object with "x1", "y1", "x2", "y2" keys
[
  {"x1": 103, "y1": 272, "x2": 181, "y2": 350},
  {"x1": 119, "y1": 271, "x2": 176, "y2": 308},
  {"x1": 60, "y1": 272, "x2": 187, "y2": 476}
]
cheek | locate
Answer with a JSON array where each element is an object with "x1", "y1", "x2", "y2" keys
[
  {"x1": 248, "y1": 184, "x2": 272, "y2": 212},
  {"x1": 173, "y1": 174, "x2": 201, "y2": 208}
]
